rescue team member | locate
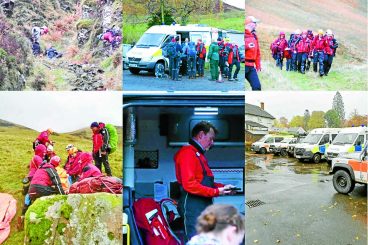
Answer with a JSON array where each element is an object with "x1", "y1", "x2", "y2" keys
[
  {"x1": 91, "y1": 122, "x2": 112, "y2": 176},
  {"x1": 296, "y1": 31, "x2": 311, "y2": 74},
  {"x1": 228, "y1": 42, "x2": 241, "y2": 81},
  {"x1": 33, "y1": 128, "x2": 54, "y2": 149},
  {"x1": 306, "y1": 30, "x2": 314, "y2": 71},
  {"x1": 324, "y1": 29, "x2": 338, "y2": 76},
  {"x1": 244, "y1": 16, "x2": 261, "y2": 90},
  {"x1": 270, "y1": 32, "x2": 287, "y2": 70},
  {"x1": 312, "y1": 29, "x2": 328, "y2": 76},
  {"x1": 288, "y1": 29, "x2": 301, "y2": 72},
  {"x1": 208, "y1": 39, "x2": 220, "y2": 82},
  {"x1": 174, "y1": 121, "x2": 235, "y2": 241}
]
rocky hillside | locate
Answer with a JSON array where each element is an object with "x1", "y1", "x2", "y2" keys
[{"x1": 0, "y1": 0, "x2": 122, "y2": 91}]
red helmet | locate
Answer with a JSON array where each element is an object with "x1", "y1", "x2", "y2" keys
[{"x1": 50, "y1": 156, "x2": 61, "y2": 167}]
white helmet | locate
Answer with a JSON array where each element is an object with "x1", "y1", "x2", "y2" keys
[
  {"x1": 326, "y1": 29, "x2": 333, "y2": 36},
  {"x1": 294, "y1": 29, "x2": 301, "y2": 35},
  {"x1": 47, "y1": 145, "x2": 54, "y2": 152}
]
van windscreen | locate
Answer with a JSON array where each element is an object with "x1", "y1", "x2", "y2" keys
[
  {"x1": 302, "y1": 134, "x2": 322, "y2": 144},
  {"x1": 332, "y1": 133, "x2": 358, "y2": 145},
  {"x1": 136, "y1": 33, "x2": 166, "y2": 47}
]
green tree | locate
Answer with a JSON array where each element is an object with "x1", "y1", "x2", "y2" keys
[
  {"x1": 303, "y1": 109, "x2": 310, "y2": 130},
  {"x1": 308, "y1": 111, "x2": 326, "y2": 129},
  {"x1": 289, "y1": 115, "x2": 304, "y2": 127},
  {"x1": 324, "y1": 109, "x2": 341, "y2": 128},
  {"x1": 332, "y1": 91, "x2": 345, "y2": 122}
]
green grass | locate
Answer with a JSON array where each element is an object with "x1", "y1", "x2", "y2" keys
[{"x1": 0, "y1": 126, "x2": 122, "y2": 244}]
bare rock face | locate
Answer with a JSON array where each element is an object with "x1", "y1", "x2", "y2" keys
[{"x1": 25, "y1": 193, "x2": 122, "y2": 244}]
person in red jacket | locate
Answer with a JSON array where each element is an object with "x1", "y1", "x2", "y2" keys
[
  {"x1": 174, "y1": 121, "x2": 235, "y2": 241},
  {"x1": 196, "y1": 39, "x2": 206, "y2": 77},
  {"x1": 33, "y1": 128, "x2": 54, "y2": 149},
  {"x1": 27, "y1": 144, "x2": 47, "y2": 180},
  {"x1": 306, "y1": 30, "x2": 314, "y2": 71},
  {"x1": 296, "y1": 31, "x2": 311, "y2": 74},
  {"x1": 270, "y1": 31, "x2": 288, "y2": 70},
  {"x1": 245, "y1": 16, "x2": 261, "y2": 90},
  {"x1": 91, "y1": 122, "x2": 112, "y2": 176},
  {"x1": 284, "y1": 47, "x2": 292, "y2": 71},
  {"x1": 228, "y1": 42, "x2": 241, "y2": 81},
  {"x1": 312, "y1": 29, "x2": 328, "y2": 76},
  {"x1": 72, "y1": 152, "x2": 102, "y2": 181},
  {"x1": 28, "y1": 156, "x2": 65, "y2": 202},
  {"x1": 323, "y1": 29, "x2": 338, "y2": 76}
]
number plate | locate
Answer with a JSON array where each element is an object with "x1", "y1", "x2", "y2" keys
[{"x1": 130, "y1": 64, "x2": 138, "y2": 67}]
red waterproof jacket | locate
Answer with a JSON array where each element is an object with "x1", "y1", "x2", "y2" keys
[
  {"x1": 31, "y1": 163, "x2": 65, "y2": 194},
  {"x1": 174, "y1": 144, "x2": 224, "y2": 198},
  {"x1": 92, "y1": 132, "x2": 103, "y2": 154},
  {"x1": 325, "y1": 36, "x2": 335, "y2": 55},
  {"x1": 196, "y1": 43, "x2": 206, "y2": 59},
  {"x1": 65, "y1": 151, "x2": 82, "y2": 174},
  {"x1": 312, "y1": 36, "x2": 328, "y2": 52},
  {"x1": 270, "y1": 37, "x2": 287, "y2": 54},
  {"x1": 245, "y1": 29, "x2": 261, "y2": 70},
  {"x1": 296, "y1": 37, "x2": 310, "y2": 53},
  {"x1": 36, "y1": 131, "x2": 51, "y2": 145},
  {"x1": 284, "y1": 49, "x2": 292, "y2": 59},
  {"x1": 79, "y1": 164, "x2": 102, "y2": 181},
  {"x1": 228, "y1": 44, "x2": 240, "y2": 64},
  {"x1": 28, "y1": 144, "x2": 46, "y2": 178}
]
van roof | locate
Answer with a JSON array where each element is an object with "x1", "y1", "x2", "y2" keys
[
  {"x1": 338, "y1": 127, "x2": 368, "y2": 133},
  {"x1": 309, "y1": 128, "x2": 341, "y2": 134},
  {"x1": 146, "y1": 25, "x2": 220, "y2": 34}
]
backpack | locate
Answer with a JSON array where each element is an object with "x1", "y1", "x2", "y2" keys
[
  {"x1": 104, "y1": 124, "x2": 118, "y2": 153},
  {"x1": 69, "y1": 176, "x2": 123, "y2": 194},
  {"x1": 133, "y1": 198, "x2": 181, "y2": 245},
  {"x1": 187, "y1": 43, "x2": 196, "y2": 57},
  {"x1": 166, "y1": 42, "x2": 178, "y2": 58}
]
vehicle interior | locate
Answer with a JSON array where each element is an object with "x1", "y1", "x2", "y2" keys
[{"x1": 123, "y1": 94, "x2": 245, "y2": 245}]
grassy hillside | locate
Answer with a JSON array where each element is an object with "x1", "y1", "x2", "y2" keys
[
  {"x1": 246, "y1": 0, "x2": 368, "y2": 90},
  {"x1": 0, "y1": 125, "x2": 122, "y2": 244},
  {"x1": 123, "y1": 10, "x2": 244, "y2": 44}
]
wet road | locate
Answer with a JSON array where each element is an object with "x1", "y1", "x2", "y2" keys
[
  {"x1": 123, "y1": 69, "x2": 245, "y2": 91},
  {"x1": 245, "y1": 153, "x2": 367, "y2": 245}
]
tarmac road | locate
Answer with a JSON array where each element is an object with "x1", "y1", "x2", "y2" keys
[
  {"x1": 123, "y1": 69, "x2": 245, "y2": 91},
  {"x1": 245, "y1": 153, "x2": 367, "y2": 245}
]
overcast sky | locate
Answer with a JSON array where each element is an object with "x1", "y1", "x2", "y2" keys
[
  {"x1": 0, "y1": 92, "x2": 122, "y2": 133},
  {"x1": 246, "y1": 91, "x2": 368, "y2": 120},
  {"x1": 224, "y1": 0, "x2": 245, "y2": 10}
]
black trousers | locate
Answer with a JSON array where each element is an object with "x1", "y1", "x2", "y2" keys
[{"x1": 93, "y1": 152, "x2": 112, "y2": 176}]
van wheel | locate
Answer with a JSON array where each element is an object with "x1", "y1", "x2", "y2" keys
[
  {"x1": 154, "y1": 62, "x2": 165, "y2": 76},
  {"x1": 280, "y1": 149, "x2": 288, "y2": 157},
  {"x1": 312, "y1": 153, "x2": 321, "y2": 163},
  {"x1": 129, "y1": 68, "x2": 140, "y2": 75},
  {"x1": 259, "y1": 147, "x2": 267, "y2": 154},
  {"x1": 333, "y1": 170, "x2": 355, "y2": 194}
]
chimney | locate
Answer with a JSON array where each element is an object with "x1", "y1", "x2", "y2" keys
[{"x1": 260, "y1": 102, "x2": 265, "y2": 110}]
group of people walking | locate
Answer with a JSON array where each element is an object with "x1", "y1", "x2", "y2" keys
[
  {"x1": 270, "y1": 29, "x2": 338, "y2": 76},
  {"x1": 19, "y1": 122, "x2": 114, "y2": 228},
  {"x1": 167, "y1": 36, "x2": 241, "y2": 82}
]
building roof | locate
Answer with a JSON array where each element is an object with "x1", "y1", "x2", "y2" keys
[
  {"x1": 245, "y1": 120, "x2": 267, "y2": 128},
  {"x1": 245, "y1": 103, "x2": 275, "y2": 119}
]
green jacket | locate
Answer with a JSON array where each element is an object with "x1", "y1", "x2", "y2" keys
[{"x1": 208, "y1": 42, "x2": 220, "y2": 61}]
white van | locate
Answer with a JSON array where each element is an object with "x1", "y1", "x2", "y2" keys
[
  {"x1": 251, "y1": 134, "x2": 294, "y2": 154},
  {"x1": 294, "y1": 128, "x2": 341, "y2": 163},
  {"x1": 325, "y1": 127, "x2": 368, "y2": 164},
  {"x1": 126, "y1": 25, "x2": 224, "y2": 75}
]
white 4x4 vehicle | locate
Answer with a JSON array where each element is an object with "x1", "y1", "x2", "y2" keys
[{"x1": 330, "y1": 141, "x2": 368, "y2": 194}]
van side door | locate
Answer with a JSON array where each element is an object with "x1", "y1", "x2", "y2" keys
[
  {"x1": 354, "y1": 135, "x2": 364, "y2": 152},
  {"x1": 319, "y1": 134, "x2": 330, "y2": 154}
]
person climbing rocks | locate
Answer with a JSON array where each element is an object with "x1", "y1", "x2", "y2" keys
[
  {"x1": 33, "y1": 128, "x2": 54, "y2": 149},
  {"x1": 91, "y1": 122, "x2": 112, "y2": 176},
  {"x1": 31, "y1": 26, "x2": 48, "y2": 43},
  {"x1": 32, "y1": 41, "x2": 41, "y2": 56},
  {"x1": 270, "y1": 32, "x2": 288, "y2": 70},
  {"x1": 244, "y1": 15, "x2": 261, "y2": 90},
  {"x1": 45, "y1": 44, "x2": 63, "y2": 59}
]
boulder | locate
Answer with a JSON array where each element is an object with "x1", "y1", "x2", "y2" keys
[{"x1": 25, "y1": 193, "x2": 122, "y2": 244}]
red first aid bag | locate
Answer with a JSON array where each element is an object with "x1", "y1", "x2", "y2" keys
[{"x1": 69, "y1": 176, "x2": 122, "y2": 194}]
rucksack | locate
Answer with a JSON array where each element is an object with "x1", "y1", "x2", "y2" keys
[
  {"x1": 69, "y1": 176, "x2": 122, "y2": 194},
  {"x1": 166, "y1": 42, "x2": 177, "y2": 58},
  {"x1": 104, "y1": 124, "x2": 118, "y2": 153},
  {"x1": 133, "y1": 198, "x2": 181, "y2": 245},
  {"x1": 188, "y1": 43, "x2": 196, "y2": 57}
]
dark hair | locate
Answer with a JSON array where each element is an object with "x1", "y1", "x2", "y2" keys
[
  {"x1": 191, "y1": 121, "x2": 218, "y2": 137},
  {"x1": 196, "y1": 204, "x2": 245, "y2": 234},
  {"x1": 175, "y1": 36, "x2": 180, "y2": 42}
]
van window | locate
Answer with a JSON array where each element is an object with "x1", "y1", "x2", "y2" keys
[
  {"x1": 332, "y1": 134, "x2": 337, "y2": 140},
  {"x1": 275, "y1": 137, "x2": 284, "y2": 142},
  {"x1": 190, "y1": 33, "x2": 202, "y2": 43},
  {"x1": 265, "y1": 138, "x2": 274, "y2": 143},
  {"x1": 355, "y1": 135, "x2": 364, "y2": 145},
  {"x1": 136, "y1": 33, "x2": 167, "y2": 47},
  {"x1": 319, "y1": 134, "x2": 329, "y2": 145}
]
